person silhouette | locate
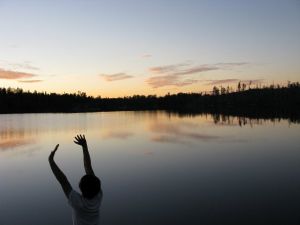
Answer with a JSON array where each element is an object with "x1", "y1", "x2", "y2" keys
[{"x1": 49, "y1": 134, "x2": 103, "y2": 225}]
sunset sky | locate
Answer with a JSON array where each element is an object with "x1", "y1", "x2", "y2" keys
[{"x1": 0, "y1": 0, "x2": 299, "y2": 97}]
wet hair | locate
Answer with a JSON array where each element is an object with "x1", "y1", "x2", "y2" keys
[{"x1": 79, "y1": 175, "x2": 101, "y2": 199}]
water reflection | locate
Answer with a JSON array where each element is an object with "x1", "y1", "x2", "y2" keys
[
  {"x1": 0, "y1": 127, "x2": 36, "y2": 156},
  {"x1": 211, "y1": 114, "x2": 287, "y2": 127},
  {"x1": 169, "y1": 111, "x2": 300, "y2": 124},
  {"x1": 0, "y1": 139, "x2": 34, "y2": 151},
  {"x1": 101, "y1": 131, "x2": 134, "y2": 140},
  {"x1": 0, "y1": 112, "x2": 299, "y2": 225},
  {"x1": 149, "y1": 122, "x2": 220, "y2": 144}
]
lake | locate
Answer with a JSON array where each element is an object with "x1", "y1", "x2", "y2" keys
[{"x1": 0, "y1": 111, "x2": 300, "y2": 225}]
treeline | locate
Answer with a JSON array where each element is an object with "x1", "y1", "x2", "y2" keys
[
  {"x1": 0, "y1": 88, "x2": 97, "y2": 113},
  {"x1": 0, "y1": 82, "x2": 300, "y2": 122}
]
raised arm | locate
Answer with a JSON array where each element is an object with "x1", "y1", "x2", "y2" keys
[
  {"x1": 74, "y1": 134, "x2": 95, "y2": 176},
  {"x1": 48, "y1": 144, "x2": 72, "y2": 198}
]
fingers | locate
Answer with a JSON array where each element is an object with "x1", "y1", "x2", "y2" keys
[
  {"x1": 74, "y1": 136, "x2": 82, "y2": 143},
  {"x1": 73, "y1": 134, "x2": 87, "y2": 147},
  {"x1": 74, "y1": 134, "x2": 86, "y2": 142}
]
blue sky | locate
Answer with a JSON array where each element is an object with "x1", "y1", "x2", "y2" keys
[{"x1": 0, "y1": 0, "x2": 299, "y2": 96}]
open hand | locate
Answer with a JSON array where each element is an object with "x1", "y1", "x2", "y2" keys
[
  {"x1": 49, "y1": 144, "x2": 59, "y2": 161},
  {"x1": 74, "y1": 134, "x2": 87, "y2": 147}
]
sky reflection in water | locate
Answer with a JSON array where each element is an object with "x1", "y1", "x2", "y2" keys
[{"x1": 0, "y1": 112, "x2": 300, "y2": 225}]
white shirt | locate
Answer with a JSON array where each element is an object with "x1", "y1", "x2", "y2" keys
[{"x1": 68, "y1": 190, "x2": 102, "y2": 225}]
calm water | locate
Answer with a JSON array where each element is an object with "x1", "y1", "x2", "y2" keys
[{"x1": 0, "y1": 111, "x2": 300, "y2": 225}]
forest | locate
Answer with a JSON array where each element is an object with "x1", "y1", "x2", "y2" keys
[{"x1": 0, "y1": 82, "x2": 299, "y2": 122}]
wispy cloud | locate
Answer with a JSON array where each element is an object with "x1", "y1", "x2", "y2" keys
[
  {"x1": 147, "y1": 62, "x2": 248, "y2": 88},
  {"x1": 146, "y1": 75, "x2": 198, "y2": 88},
  {"x1": 173, "y1": 65, "x2": 218, "y2": 76},
  {"x1": 0, "y1": 60, "x2": 39, "y2": 71},
  {"x1": 206, "y1": 79, "x2": 264, "y2": 85},
  {"x1": 141, "y1": 54, "x2": 152, "y2": 58},
  {"x1": 100, "y1": 73, "x2": 133, "y2": 82},
  {"x1": 149, "y1": 63, "x2": 190, "y2": 74},
  {"x1": 147, "y1": 63, "x2": 216, "y2": 88},
  {"x1": 149, "y1": 62, "x2": 247, "y2": 76},
  {"x1": 18, "y1": 80, "x2": 43, "y2": 83},
  {"x1": 11, "y1": 62, "x2": 39, "y2": 71},
  {"x1": 215, "y1": 62, "x2": 248, "y2": 67},
  {"x1": 206, "y1": 79, "x2": 239, "y2": 85},
  {"x1": 0, "y1": 68, "x2": 36, "y2": 80}
]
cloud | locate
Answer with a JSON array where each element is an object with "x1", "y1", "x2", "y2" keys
[
  {"x1": 173, "y1": 65, "x2": 218, "y2": 76},
  {"x1": 215, "y1": 62, "x2": 248, "y2": 67},
  {"x1": 176, "y1": 79, "x2": 199, "y2": 86},
  {"x1": 206, "y1": 79, "x2": 264, "y2": 86},
  {"x1": 206, "y1": 79, "x2": 239, "y2": 85},
  {"x1": 147, "y1": 62, "x2": 248, "y2": 88},
  {"x1": 18, "y1": 79, "x2": 43, "y2": 83},
  {"x1": 0, "y1": 68, "x2": 36, "y2": 79},
  {"x1": 149, "y1": 62, "x2": 248, "y2": 76},
  {"x1": 146, "y1": 75, "x2": 177, "y2": 88},
  {"x1": 100, "y1": 73, "x2": 133, "y2": 82},
  {"x1": 10, "y1": 62, "x2": 39, "y2": 71},
  {"x1": 142, "y1": 54, "x2": 152, "y2": 58},
  {"x1": 149, "y1": 63, "x2": 190, "y2": 74},
  {"x1": 0, "y1": 60, "x2": 39, "y2": 71},
  {"x1": 146, "y1": 75, "x2": 198, "y2": 88}
]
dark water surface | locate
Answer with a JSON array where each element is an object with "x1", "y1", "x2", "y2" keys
[{"x1": 0, "y1": 111, "x2": 300, "y2": 225}]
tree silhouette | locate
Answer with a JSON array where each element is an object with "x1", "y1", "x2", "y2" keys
[
  {"x1": 212, "y1": 86, "x2": 220, "y2": 95},
  {"x1": 237, "y1": 82, "x2": 241, "y2": 92},
  {"x1": 0, "y1": 82, "x2": 299, "y2": 123}
]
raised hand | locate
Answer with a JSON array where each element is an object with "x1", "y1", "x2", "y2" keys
[
  {"x1": 74, "y1": 134, "x2": 87, "y2": 147},
  {"x1": 49, "y1": 144, "x2": 59, "y2": 161},
  {"x1": 74, "y1": 134, "x2": 94, "y2": 175},
  {"x1": 48, "y1": 143, "x2": 72, "y2": 198}
]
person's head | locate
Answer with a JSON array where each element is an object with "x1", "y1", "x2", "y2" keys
[{"x1": 79, "y1": 175, "x2": 101, "y2": 199}]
